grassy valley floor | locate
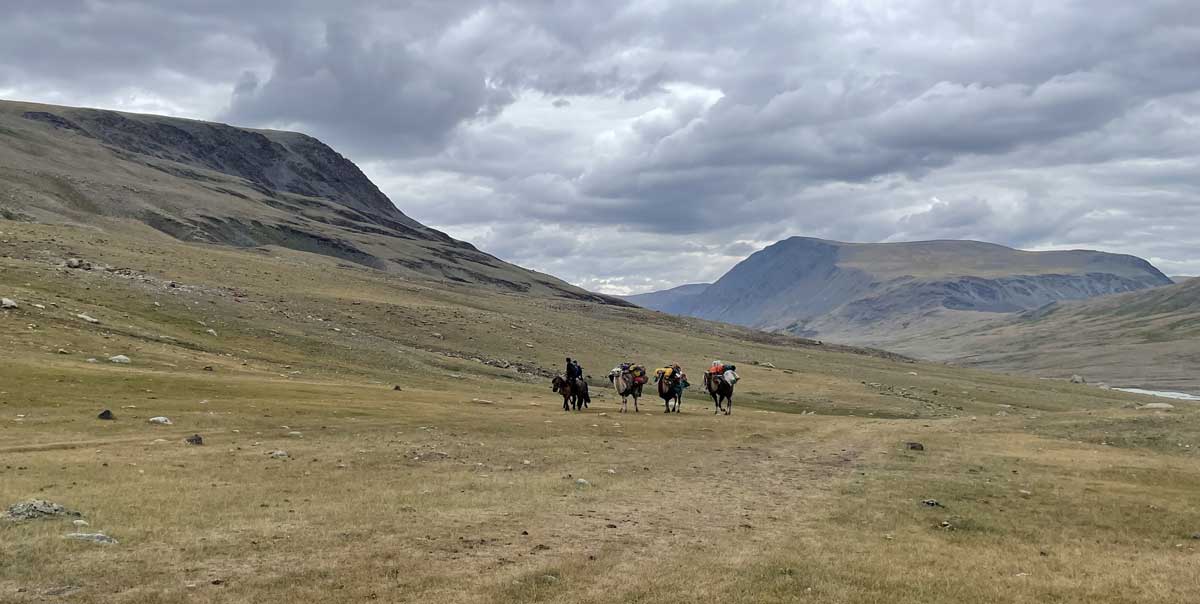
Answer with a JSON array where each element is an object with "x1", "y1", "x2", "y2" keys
[{"x1": 2, "y1": 220, "x2": 1199, "y2": 603}]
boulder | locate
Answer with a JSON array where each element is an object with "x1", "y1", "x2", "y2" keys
[
  {"x1": 1, "y1": 298, "x2": 17, "y2": 309},
  {"x1": 97, "y1": 409, "x2": 115, "y2": 420},
  {"x1": 3, "y1": 499, "x2": 80, "y2": 521},
  {"x1": 1138, "y1": 402, "x2": 1175, "y2": 410},
  {"x1": 148, "y1": 416, "x2": 172, "y2": 425},
  {"x1": 1069, "y1": 375, "x2": 1087, "y2": 384},
  {"x1": 108, "y1": 355, "x2": 131, "y2": 364},
  {"x1": 65, "y1": 532, "x2": 117, "y2": 545}
]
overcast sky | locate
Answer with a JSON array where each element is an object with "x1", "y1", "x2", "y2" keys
[{"x1": 3, "y1": 1, "x2": 1199, "y2": 293}]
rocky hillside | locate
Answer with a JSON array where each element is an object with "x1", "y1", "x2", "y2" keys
[
  {"x1": 632, "y1": 237, "x2": 1172, "y2": 346},
  {"x1": 0, "y1": 99, "x2": 626, "y2": 304}
]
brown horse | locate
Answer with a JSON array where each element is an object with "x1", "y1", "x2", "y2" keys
[
  {"x1": 552, "y1": 375, "x2": 588, "y2": 411},
  {"x1": 704, "y1": 372, "x2": 735, "y2": 415}
]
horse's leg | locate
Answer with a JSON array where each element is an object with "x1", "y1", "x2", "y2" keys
[
  {"x1": 633, "y1": 396, "x2": 639, "y2": 413},
  {"x1": 725, "y1": 394, "x2": 732, "y2": 415}
]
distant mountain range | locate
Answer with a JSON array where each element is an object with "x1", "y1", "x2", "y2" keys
[
  {"x1": 0, "y1": 99, "x2": 628, "y2": 306},
  {"x1": 625, "y1": 236, "x2": 1192, "y2": 389},
  {"x1": 628, "y1": 237, "x2": 1171, "y2": 343}
]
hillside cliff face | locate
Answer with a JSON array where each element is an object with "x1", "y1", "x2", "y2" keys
[
  {"x1": 631, "y1": 237, "x2": 1172, "y2": 344},
  {"x1": 0, "y1": 100, "x2": 627, "y2": 305}
]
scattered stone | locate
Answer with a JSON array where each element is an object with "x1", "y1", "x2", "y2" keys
[
  {"x1": 65, "y1": 532, "x2": 118, "y2": 545},
  {"x1": 762, "y1": 362, "x2": 776, "y2": 368},
  {"x1": 43, "y1": 585, "x2": 82, "y2": 597},
  {"x1": 108, "y1": 354, "x2": 130, "y2": 364},
  {"x1": 575, "y1": 479, "x2": 591, "y2": 487},
  {"x1": 1138, "y1": 402, "x2": 1175, "y2": 410},
  {"x1": 148, "y1": 416, "x2": 172, "y2": 425},
  {"x1": 65, "y1": 258, "x2": 88, "y2": 269},
  {"x1": 56, "y1": 348, "x2": 70, "y2": 354},
  {"x1": 269, "y1": 450, "x2": 289, "y2": 459},
  {"x1": 85, "y1": 358, "x2": 97, "y2": 363},
  {"x1": 906, "y1": 442, "x2": 925, "y2": 451},
  {"x1": 1190, "y1": 532, "x2": 1200, "y2": 540},
  {"x1": 922, "y1": 499, "x2": 944, "y2": 508},
  {"x1": 73, "y1": 519, "x2": 89, "y2": 528},
  {"x1": 938, "y1": 521, "x2": 954, "y2": 530},
  {"x1": 77, "y1": 313, "x2": 100, "y2": 324},
  {"x1": 2, "y1": 499, "x2": 80, "y2": 521},
  {"x1": 393, "y1": 385, "x2": 403, "y2": 391},
  {"x1": 1070, "y1": 375, "x2": 1087, "y2": 384},
  {"x1": 97, "y1": 409, "x2": 115, "y2": 420},
  {"x1": 287, "y1": 431, "x2": 303, "y2": 438},
  {"x1": 1, "y1": 298, "x2": 17, "y2": 309},
  {"x1": 206, "y1": 329, "x2": 218, "y2": 337},
  {"x1": 1018, "y1": 489, "x2": 1033, "y2": 496},
  {"x1": 538, "y1": 575, "x2": 559, "y2": 584},
  {"x1": 184, "y1": 434, "x2": 204, "y2": 446},
  {"x1": 203, "y1": 366, "x2": 214, "y2": 372}
]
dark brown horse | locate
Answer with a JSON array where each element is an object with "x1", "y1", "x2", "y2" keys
[
  {"x1": 656, "y1": 370, "x2": 685, "y2": 413},
  {"x1": 704, "y1": 372, "x2": 735, "y2": 415},
  {"x1": 552, "y1": 375, "x2": 589, "y2": 411}
]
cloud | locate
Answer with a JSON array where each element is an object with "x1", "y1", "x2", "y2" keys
[{"x1": 3, "y1": 0, "x2": 1199, "y2": 291}]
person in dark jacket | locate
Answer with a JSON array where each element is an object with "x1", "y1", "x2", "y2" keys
[{"x1": 565, "y1": 357, "x2": 578, "y2": 380}]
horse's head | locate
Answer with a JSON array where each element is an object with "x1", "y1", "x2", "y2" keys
[{"x1": 551, "y1": 376, "x2": 564, "y2": 392}]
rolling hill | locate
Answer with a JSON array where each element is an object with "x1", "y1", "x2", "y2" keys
[
  {"x1": 897, "y1": 276, "x2": 1200, "y2": 393},
  {"x1": 0, "y1": 99, "x2": 626, "y2": 305}
]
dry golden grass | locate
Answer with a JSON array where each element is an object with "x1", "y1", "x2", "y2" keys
[{"x1": 2, "y1": 219, "x2": 1199, "y2": 603}]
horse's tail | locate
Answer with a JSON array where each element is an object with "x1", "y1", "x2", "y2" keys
[{"x1": 580, "y1": 382, "x2": 591, "y2": 404}]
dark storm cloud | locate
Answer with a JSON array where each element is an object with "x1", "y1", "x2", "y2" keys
[{"x1": 4, "y1": 0, "x2": 1200, "y2": 292}]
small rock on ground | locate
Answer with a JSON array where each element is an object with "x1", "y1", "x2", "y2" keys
[
  {"x1": 269, "y1": 450, "x2": 289, "y2": 459},
  {"x1": 108, "y1": 355, "x2": 131, "y2": 364},
  {"x1": 97, "y1": 409, "x2": 115, "y2": 420},
  {"x1": 77, "y1": 313, "x2": 100, "y2": 324},
  {"x1": 906, "y1": 442, "x2": 925, "y2": 451},
  {"x1": 922, "y1": 499, "x2": 944, "y2": 508},
  {"x1": 148, "y1": 416, "x2": 172, "y2": 425},
  {"x1": 1138, "y1": 402, "x2": 1175, "y2": 410},
  {"x1": 184, "y1": 434, "x2": 204, "y2": 445},
  {"x1": 65, "y1": 532, "x2": 118, "y2": 545},
  {"x1": 1070, "y1": 375, "x2": 1087, "y2": 384},
  {"x1": 1, "y1": 298, "x2": 17, "y2": 309}
]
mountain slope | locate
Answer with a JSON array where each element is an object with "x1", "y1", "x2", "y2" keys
[
  {"x1": 897, "y1": 277, "x2": 1200, "y2": 393},
  {"x1": 634, "y1": 236, "x2": 1171, "y2": 345},
  {"x1": 623, "y1": 283, "x2": 710, "y2": 312},
  {"x1": 0, "y1": 99, "x2": 626, "y2": 304}
]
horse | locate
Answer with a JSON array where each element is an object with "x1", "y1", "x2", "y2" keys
[
  {"x1": 608, "y1": 368, "x2": 643, "y2": 413},
  {"x1": 656, "y1": 370, "x2": 685, "y2": 413},
  {"x1": 552, "y1": 375, "x2": 588, "y2": 411},
  {"x1": 704, "y1": 372, "x2": 735, "y2": 415}
]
